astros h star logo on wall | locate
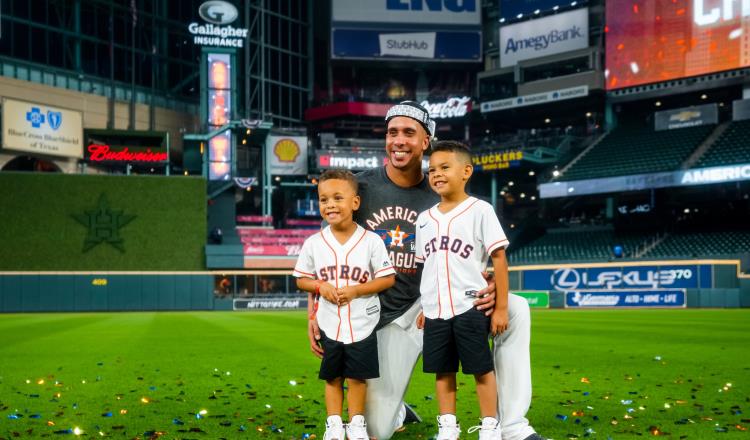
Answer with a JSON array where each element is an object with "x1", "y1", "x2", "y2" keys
[{"x1": 72, "y1": 194, "x2": 136, "y2": 253}]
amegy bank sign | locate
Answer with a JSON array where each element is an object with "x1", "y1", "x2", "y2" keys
[{"x1": 188, "y1": 1, "x2": 248, "y2": 47}]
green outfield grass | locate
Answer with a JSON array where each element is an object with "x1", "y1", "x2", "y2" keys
[{"x1": 0, "y1": 310, "x2": 747, "y2": 439}]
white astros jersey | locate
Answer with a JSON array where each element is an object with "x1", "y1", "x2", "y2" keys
[
  {"x1": 415, "y1": 197, "x2": 509, "y2": 320},
  {"x1": 293, "y1": 224, "x2": 396, "y2": 344}
]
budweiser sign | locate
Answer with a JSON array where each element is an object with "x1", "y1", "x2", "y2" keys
[
  {"x1": 420, "y1": 96, "x2": 471, "y2": 119},
  {"x1": 87, "y1": 144, "x2": 168, "y2": 163}
]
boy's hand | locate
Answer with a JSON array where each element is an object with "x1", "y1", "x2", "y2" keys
[
  {"x1": 490, "y1": 307, "x2": 509, "y2": 336},
  {"x1": 416, "y1": 311, "x2": 425, "y2": 329},
  {"x1": 307, "y1": 318, "x2": 324, "y2": 359},
  {"x1": 318, "y1": 282, "x2": 339, "y2": 304},
  {"x1": 474, "y1": 271, "x2": 496, "y2": 316},
  {"x1": 337, "y1": 286, "x2": 358, "y2": 305}
]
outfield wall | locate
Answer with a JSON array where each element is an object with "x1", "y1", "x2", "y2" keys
[
  {"x1": 0, "y1": 172, "x2": 206, "y2": 271},
  {"x1": 0, "y1": 260, "x2": 747, "y2": 312},
  {"x1": 0, "y1": 273, "x2": 212, "y2": 312},
  {"x1": 511, "y1": 259, "x2": 749, "y2": 309}
]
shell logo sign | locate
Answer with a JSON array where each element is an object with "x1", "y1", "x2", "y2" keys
[
  {"x1": 273, "y1": 138, "x2": 301, "y2": 163},
  {"x1": 266, "y1": 135, "x2": 307, "y2": 175}
]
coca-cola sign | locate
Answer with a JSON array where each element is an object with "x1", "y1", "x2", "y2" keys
[{"x1": 420, "y1": 96, "x2": 471, "y2": 119}]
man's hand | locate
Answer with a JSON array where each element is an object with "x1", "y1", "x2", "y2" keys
[
  {"x1": 475, "y1": 271, "x2": 497, "y2": 316},
  {"x1": 307, "y1": 317, "x2": 324, "y2": 359},
  {"x1": 490, "y1": 308, "x2": 509, "y2": 336},
  {"x1": 318, "y1": 282, "x2": 339, "y2": 304},
  {"x1": 416, "y1": 311, "x2": 425, "y2": 329},
  {"x1": 337, "y1": 286, "x2": 358, "y2": 305}
]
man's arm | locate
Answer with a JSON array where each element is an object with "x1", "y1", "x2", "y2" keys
[{"x1": 489, "y1": 248, "x2": 509, "y2": 335}]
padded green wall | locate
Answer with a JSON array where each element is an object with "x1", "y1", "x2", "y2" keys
[{"x1": 0, "y1": 173, "x2": 206, "y2": 270}]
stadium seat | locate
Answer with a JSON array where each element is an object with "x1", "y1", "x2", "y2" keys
[
  {"x1": 558, "y1": 124, "x2": 714, "y2": 181},
  {"x1": 508, "y1": 228, "x2": 656, "y2": 264},
  {"x1": 695, "y1": 120, "x2": 750, "y2": 168},
  {"x1": 642, "y1": 231, "x2": 750, "y2": 259}
]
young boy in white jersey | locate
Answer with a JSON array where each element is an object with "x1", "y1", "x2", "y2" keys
[
  {"x1": 415, "y1": 141, "x2": 510, "y2": 440},
  {"x1": 294, "y1": 169, "x2": 396, "y2": 440}
]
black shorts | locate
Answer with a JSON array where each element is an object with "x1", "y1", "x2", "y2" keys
[
  {"x1": 318, "y1": 330, "x2": 379, "y2": 381},
  {"x1": 423, "y1": 307, "x2": 494, "y2": 375}
]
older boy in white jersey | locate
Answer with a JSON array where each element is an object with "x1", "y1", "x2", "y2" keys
[{"x1": 415, "y1": 141, "x2": 510, "y2": 440}]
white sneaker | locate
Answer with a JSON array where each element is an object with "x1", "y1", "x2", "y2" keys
[
  {"x1": 437, "y1": 414, "x2": 461, "y2": 440},
  {"x1": 324, "y1": 415, "x2": 346, "y2": 440},
  {"x1": 345, "y1": 414, "x2": 369, "y2": 440},
  {"x1": 467, "y1": 417, "x2": 502, "y2": 440}
]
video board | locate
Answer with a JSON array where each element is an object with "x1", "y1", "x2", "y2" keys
[{"x1": 606, "y1": 1, "x2": 750, "y2": 90}]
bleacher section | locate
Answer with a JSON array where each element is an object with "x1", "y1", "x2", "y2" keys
[
  {"x1": 239, "y1": 228, "x2": 317, "y2": 256},
  {"x1": 559, "y1": 125, "x2": 714, "y2": 181},
  {"x1": 695, "y1": 120, "x2": 750, "y2": 168},
  {"x1": 642, "y1": 231, "x2": 750, "y2": 259},
  {"x1": 508, "y1": 228, "x2": 654, "y2": 264}
]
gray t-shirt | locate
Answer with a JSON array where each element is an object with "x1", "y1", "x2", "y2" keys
[{"x1": 355, "y1": 166, "x2": 439, "y2": 327}]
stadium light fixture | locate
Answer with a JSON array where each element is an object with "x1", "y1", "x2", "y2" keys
[
  {"x1": 499, "y1": 18, "x2": 505, "y2": 23},
  {"x1": 655, "y1": 101, "x2": 662, "y2": 107},
  {"x1": 534, "y1": 9, "x2": 541, "y2": 14},
  {"x1": 531, "y1": 195, "x2": 537, "y2": 201},
  {"x1": 500, "y1": 190, "x2": 506, "y2": 195},
  {"x1": 553, "y1": 170, "x2": 561, "y2": 177},
  {"x1": 509, "y1": 181, "x2": 515, "y2": 186},
  {"x1": 275, "y1": 176, "x2": 281, "y2": 182},
  {"x1": 529, "y1": 170, "x2": 535, "y2": 176},
  {"x1": 571, "y1": 1, "x2": 577, "y2": 6},
  {"x1": 520, "y1": 193, "x2": 526, "y2": 198},
  {"x1": 517, "y1": 13, "x2": 523, "y2": 18},
  {"x1": 544, "y1": 118, "x2": 551, "y2": 123},
  {"x1": 586, "y1": 112, "x2": 592, "y2": 117},
  {"x1": 701, "y1": 94, "x2": 708, "y2": 100},
  {"x1": 553, "y1": 5, "x2": 560, "y2": 10},
  {"x1": 510, "y1": 224, "x2": 515, "y2": 228}
]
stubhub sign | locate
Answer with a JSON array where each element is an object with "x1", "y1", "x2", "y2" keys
[
  {"x1": 332, "y1": 0, "x2": 480, "y2": 25},
  {"x1": 379, "y1": 32, "x2": 436, "y2": 59}
]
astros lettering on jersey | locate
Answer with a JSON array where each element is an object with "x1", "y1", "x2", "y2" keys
[
  {"x1": 415, "y1": 197, "x2": 509, "y2": 320},
  {"x1": 293, "y1": 224, "x2": 396, "y2": 343}
]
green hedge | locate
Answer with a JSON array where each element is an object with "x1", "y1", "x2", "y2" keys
[{"x1": 0, "y1": 172, "x2": 206, "y2": 270}]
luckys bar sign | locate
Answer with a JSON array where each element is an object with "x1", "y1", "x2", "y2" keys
[
  {"x1": 472, "y1": 149, "x2": 524, "y2": 172},
  {"x1": 84, "y1": 129, "x2": 168, "y2": 164}
]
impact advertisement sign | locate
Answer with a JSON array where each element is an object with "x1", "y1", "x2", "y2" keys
[
  {"x1": 523, "y1": 265, "x2": 712, "y2": 291},
  {"x1": 565, "y1": 290, "x2": 686, "y2": 308},
  {"x1": 606, "y1": 1, "x2": 750, "y2": 90},
  {"x1": 266, "y1": 135, "x2": 308, "y2": 175},
  {"x1": 2, "y1": 97, "x2": 83, "y2": 158},
  {"x1": 500, "y1": 8, "x2": 589, "y2": 67}
]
